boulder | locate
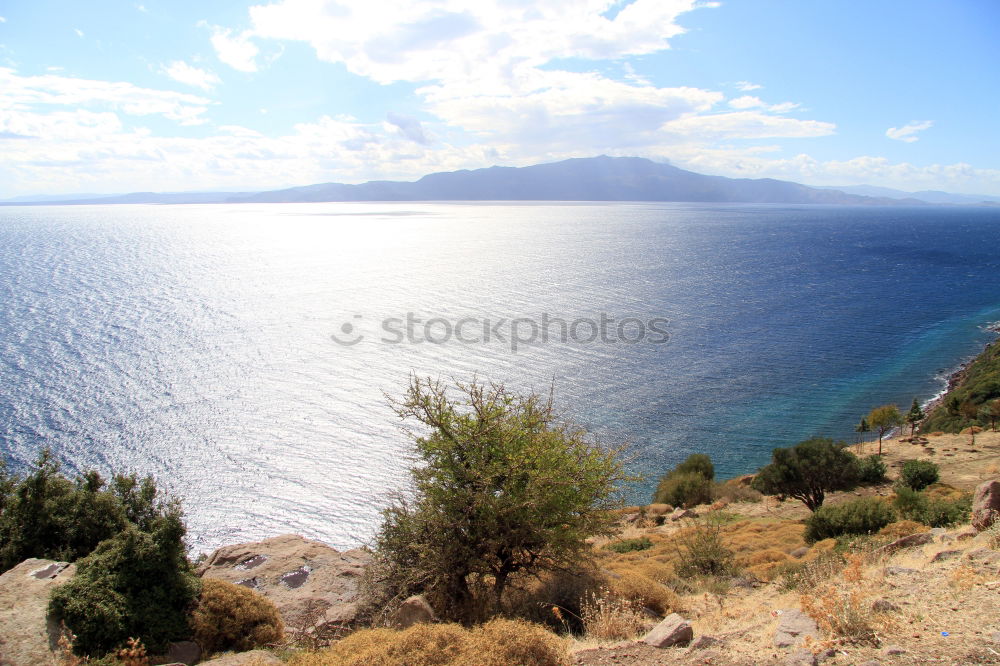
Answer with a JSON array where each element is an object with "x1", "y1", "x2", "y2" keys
[
  {"x1": 198, "y1": 650, "x2": 282, "y2": 666},
  {"x1": 789, "y1": 547, "x2": 809, "y2": 559},
  {"x1": 773, "y1": 609, "x2": 818, "y2": 648},
  {"x1": 0, "y1": 559, "x2": 77, "y2": 666},
  {"x1": 389, "y1": 595, "x2": 437, "y2": 629},
  {"x1": 881, "y1": 645, "x2": 906, "y2": 656},
  {"x1": 877, "y1": 532, "x2": 933, "y2": 556},
  {"x1": 785, "y1": 649, "x2": 817, "y2": 666},
  {"x1": 641, "y1": 613, "x2": 693, "y2": 648},
  {"x1": 871, "y1": 599, "x2": 900, "y2": 613},
  {"x1": 197, "y1": 534, "x2": 371, "y2": 634},
  {"x1": 669, "y1": 508, "x2": 697, "y2": 522},
  {"x1": 930, "y1": 549, "x2": 961, "y2": 563},
  {"x1": 971, "y1": 480, "x2": 1000, "y2": 532}
]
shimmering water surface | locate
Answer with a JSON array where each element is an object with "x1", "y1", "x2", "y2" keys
[{"x1": 1, "y1": 202, "x2": 999, "y2": 552}]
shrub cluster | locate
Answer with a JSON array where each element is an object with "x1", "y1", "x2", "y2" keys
[
  {"x1": 892, "y1": 486, "x2": 971, "y2": 527},
  {"x1": 191, "y1": 579, "x2": 285, "y2": 655},
  {"x1": 652, "y1": 454, "x2": 714, "y2": 508},
  {"x1": 899, "y1": 459, "x2": 939, "y2": 491},
  {"x1": 49, "y1": 517, "x2": 201, "y2": 655},
  {"x1": 803, "y1": 498, "x2": 895, "y2": 544},
  {"x1": 856, "y1": 455, "x2": 887, "y2": 485}
]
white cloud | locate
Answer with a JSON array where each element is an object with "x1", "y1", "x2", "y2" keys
[
  {"x1": 735, "y1": 81, "x2": 761, "y2": 91},
  {"x1": 0, "y1": 16, "x2": 7, "y2": 23},
  {"x1": 659, "y1": 111, "x2": 835, "y2": 140},
  {"x1": 728, "y1": 95, "x2": 763, "y2": 109},
  {"x1": 210, "y1": 27, "x2": 259, "y2": 72},
  {"x1": 74, "y1": 28, "x2": 84, "y2": 38},
  {"x1": 162, "y1": 61, "x2": 221, "y2": 91},
  {"x1": 886, "y1": 120, "x2": 933, "y2": 143},
  {"x1": 0, "y1": 67, "x2": 212, "y2": 126}
]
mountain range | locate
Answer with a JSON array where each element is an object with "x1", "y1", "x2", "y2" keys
[{"x1": 3, "y1": 156, "x2": 997, "y2": 206}]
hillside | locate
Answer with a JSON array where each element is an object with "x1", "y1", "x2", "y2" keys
[
  {"x1": 922, "y1": 339, "x2": 1000, "y2": 433},
  {"x1": 233, "y1": 156, "x2": 911, "y2": 205}
]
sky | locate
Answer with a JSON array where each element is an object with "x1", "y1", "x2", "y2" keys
[{"x1": 1, "y1": 0, "x2": 999, "y2": 198}]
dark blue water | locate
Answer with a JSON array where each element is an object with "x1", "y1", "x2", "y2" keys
[{"x1": 1, "y1": 202, "x2": 998, "y2": 551}]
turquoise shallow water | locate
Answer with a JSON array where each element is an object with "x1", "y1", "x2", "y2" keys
[{"x1": 1, "y1": 202, "x2": 999, "y2": 551}]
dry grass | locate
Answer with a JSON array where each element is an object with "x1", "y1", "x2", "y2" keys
[
  {"x1": 877, "y1": 519, "x2": 930, "y2": 538},
  {"x1": 799, "y1": 555, "x2": 894, "y2": 645},
  {"x1": 286, "y1": 619, "x2": 568, "y2": 666},
  {"x1": 579, "y1": 588, "x2": 649, "y2": 640}
]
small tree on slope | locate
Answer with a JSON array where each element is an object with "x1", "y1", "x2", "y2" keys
[{"x1": 751, "y1": 437, "x2": 860, "y2": 512}]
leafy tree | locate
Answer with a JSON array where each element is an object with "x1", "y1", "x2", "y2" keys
[
  {"x1": 854, "y1": 417, "x2": 870, "y2": 447},
  {"x1": 905, "y1": 398, "x2": 925, "y2": 438},
  {"x1": 899, "y1": 459, "x2": 939, "y2": 491},
  {"x1": 652, "y1": 453, "x2": 714, "y2": 507},
  {"x1": 981, "y1": 398, "x2": 1000, "y2": 431},
  {"x1": 750, "y1": 437, "x2": 860, "y2": 511},
  {"x1": 866, "y1": 404, "x2": 903, "y2": 455},
  {"x1": 0, "y1": 450, "x2": 172, "y2": 573},
  {"x1": 365, "y1": 377, "x2": 630, "y2": 621}
]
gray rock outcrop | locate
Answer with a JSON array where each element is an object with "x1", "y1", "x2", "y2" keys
[
  {"x1": 0, "y1": 559, "x2": 77, "y2": 666},
  {"x1": 641, "y1": 613, "x2": 693, "y2": 648},
  {"x1": 197, "y1": 534, "x2": 371, "y2": 634},
  {"x1": 971, "y1": 479, "x2": 1000, "y2": 532}
]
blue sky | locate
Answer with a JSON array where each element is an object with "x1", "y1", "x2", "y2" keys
[{"x1": 1, "y1": 0, "x2": 998, "y2": 197}]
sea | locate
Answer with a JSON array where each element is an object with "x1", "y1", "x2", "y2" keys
[{"x1": 1, "y1": 202, "x2": 999, "y2": 553}]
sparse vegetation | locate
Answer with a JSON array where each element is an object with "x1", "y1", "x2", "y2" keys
[{"x1": 921, "y1": 341, "x2": 1000, "y2": 432}]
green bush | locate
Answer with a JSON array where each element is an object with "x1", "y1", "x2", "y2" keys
[
  {"x1": 899, "y1": 459, "x2": 939, "y2": 491},
  {"x1": 605, "y1": 537, "x2": 653, "y2": 554},
  {"x1": 191, "y1": 579, "x2": 284, "y2": 655},
  {"x1": 49, "y1": 512, "x2": 201, "y2": 656},
  {"x1": 804, "y1": 498, "x2": 895, "y2": 544},
  {"x1": 857, "y1": 455, "x2": 887, "y2": 485},
  {"x1": 892, "y1": 486, "x2": 971, "y2": 527},
  {"x1": 0, "y1": 451, "x2": 168, "y2": 573},
  {"x1": 653, "y1": 471, "x2": 713, "y2": 508},
  {"x1": 673, "y1": 454, "x2": 714, "y2": 481}
]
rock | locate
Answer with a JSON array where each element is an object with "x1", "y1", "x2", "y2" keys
[
  {"x1": 0, "y1": 558, "x2": 77, "y2": 666},
  {"x1": 641, "y1": 613, "x2": 693, "y2": 648},
  {"x1": 150, "y1": 641, "x2": 201, "y2": 666},
  {"x1": 964, "y1": 548, "x2": 1000, "y2": 564},
  {"x1": 930, "y1": 549, "x2": 961, "y2": 562},
  {"x1": 871, "y1": 599, "x2": 900, "y2": 613},
  {"x1": 785, "y1": 648, "x2": 817, "y2": 665},
  {"x1": 954, "y1": 527, "x2": 978, "y2": 541},
  {"x1": 198, "y1": 534, "x2": 371, "y2": 634},
  {"x1": 198, "y1": 650, "x2": 282, "y2": 666},
  {"x1": 878, "y1": 532, "x2": 933, "y2": 555},
  {"x1": 687, "y1": 635, "x2": 721, "y2": 651},
  {"x1": 790, "y1": 547, "x2": 809, "y2": 558},
  {"x1": 883, "y1": 566, "x2": 919, "y2": 576},
  {"x1": 815, "y1": 648, "x2": 838, "y2": 663},
  {"x1": 859, "y1": 661, "x2": 882, "y2": 666},
  {"x1": 971, "y1": 480, "x2": 1000, "y2": 532},
  {"x1": 773, "y1": 609, "x2": 818, "y2": 648},
  {"x1": 881, "y1": 645, "x2": 906, "y2": 655},
  {"x1": 669, "y1": 508, "x2": 697, "y2": 522},
  {"x1": 389, "y1": 595, "x2": 438, "y2": 629},
  {"x1": 621, "y1": 512, "x2": 641, "y2": 524},
  {"x1": 930, "y1": 527, "x2": 947, "y2": 536}
]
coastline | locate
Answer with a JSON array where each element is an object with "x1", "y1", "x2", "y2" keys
[{"x1": 918, "y1": 320, "x2": 1000, "y2": 417}]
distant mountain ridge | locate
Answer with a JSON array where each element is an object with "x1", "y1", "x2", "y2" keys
[{"x1": 3, "y1": 155, "x2": 990, "y2": 206}]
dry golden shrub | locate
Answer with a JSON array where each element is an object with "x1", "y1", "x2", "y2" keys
[
  {"x1": 725, "y1": 519, "x2": 806, "y2": 557},
  {"x1": 191, "y1": 579, "x2": 285, "y2": 655},
  {"x1": 799, "y1": 555, "x2": 893, "y2": 645},
  {"x1": 579, "y1": 588, "x2": 649, "y2": 641},
  {"x1": 113, "y1": 638, "x2": 149, "y2": 666},
  {"x1": 607, "y1": 571, "x2": 682, "y2": 615},
  {"x1": 924, "y1": 483, "x2": 967, "y2": 502},
  {"x1": 287, "y1": 619, "x2": 567, "y2": 666},
  {"x1": 878, "y1": 520, "x2": 931, "y2": 538},
  {"x1": 646, "y1": 503, "x2": 672, "y2": 515}
]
